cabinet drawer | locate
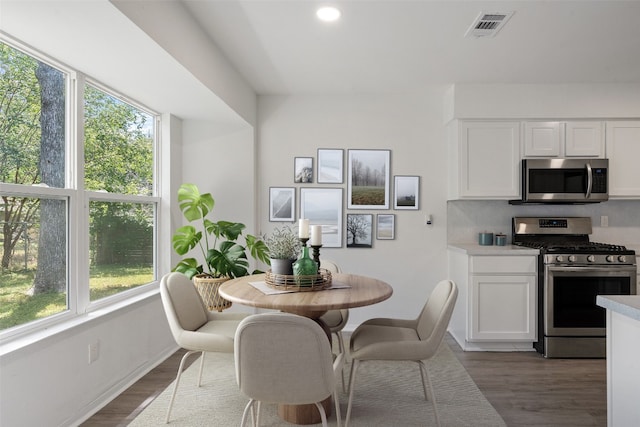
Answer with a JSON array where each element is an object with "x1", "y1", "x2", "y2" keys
[{"x1": 470, "y1": 256, "x2": 537, "y2": 274}]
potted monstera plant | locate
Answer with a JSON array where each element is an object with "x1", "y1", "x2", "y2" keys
[
  {"x1": 172, "y1": 183, "x2": 269, "y2": 311},
  {"x1": 265, "y1": 225, "x2": 302, "y2": 275}
]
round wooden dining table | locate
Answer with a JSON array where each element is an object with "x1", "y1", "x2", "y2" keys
[{"x1": 219, "y1": 272, "x2": 393, "y2": 425}]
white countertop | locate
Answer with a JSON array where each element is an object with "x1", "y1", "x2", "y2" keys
[
  {"x1": 597, "y1": 295, "x2": 640, "y2": 323},
  {"x1": 448, "y1": 243, "x2": 540, "y2": 256}
]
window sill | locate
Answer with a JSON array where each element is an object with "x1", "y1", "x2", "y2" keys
[{"x1": 0, "y1": 287, "x2": 160, "y2": 358}]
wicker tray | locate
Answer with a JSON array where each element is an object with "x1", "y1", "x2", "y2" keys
[{"x1": 265, "y1": 268, "x2": 332, "y2": 292}]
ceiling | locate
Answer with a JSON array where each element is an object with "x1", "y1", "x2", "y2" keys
[{"x1": 180, "y1": 0, "x2": 640, "y2": 95}]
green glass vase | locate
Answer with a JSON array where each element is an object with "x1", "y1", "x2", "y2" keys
[{"x1": 292, "y1": 246, "x2": 318, "y2": 286}]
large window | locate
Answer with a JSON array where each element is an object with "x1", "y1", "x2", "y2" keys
[{"x1": 0, "y1": 38, "x2": 159, "y2": 335}]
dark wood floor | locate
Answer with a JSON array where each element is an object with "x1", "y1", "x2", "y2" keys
[{"x1": 83, "y1": 334, "x2": 606, "y2": 426}]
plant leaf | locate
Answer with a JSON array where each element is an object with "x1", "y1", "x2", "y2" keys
[
  {"x1": 246, "y1": 234, "x2": 270, "y2": 264},
  {"x1": 177, "y1": 183, "x2": 214, "y2": 222},
  {"x1": 172, "y1": 258, "x2": 202, "y2": 279},
  {"x1": 211, "y1": 220, "x2": 246, "y2": 241},
  {"x1": 172, "y1": 225, "x2": 202, "y2": 255},
  {"x1": 207, "y1": 241, "x2": 249, "y2": 278}
]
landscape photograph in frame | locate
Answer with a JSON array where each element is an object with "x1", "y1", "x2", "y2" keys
[
  {"x1": 394, "y1": 175, "x2": 419, "y2": 210},
  {"x1": 300, "y1": 188, "x2": 343, "y2": 248},
  {"x1": 376, "y1": 214, "x2": 395, "y2": 240},
  {"x1": 317, "y1": 148, "x2": 344, "y2": 184},
  {"x1": 347, "y1": 149, "x2": 390, "y2": 209}
]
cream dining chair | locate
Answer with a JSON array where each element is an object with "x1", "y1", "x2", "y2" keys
[
  {"x1": 318, "y1": 260, "x2": 349, "y2": 392},
  {"x1": 159, "y1": 272, "x2": 248, "y2": 423},
  {"x1": 234, "y1": 312, "x2": 344, "y2": 427},
  {"x1": 344, "y1": 279, "x2": 458, "y2": 427},
  {"x1": 318, "y1": 259, "x2": 349, "y2": 357}
]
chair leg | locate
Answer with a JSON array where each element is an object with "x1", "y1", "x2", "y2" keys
[
  {"x1": 240, "y1": 399, "x2": 255, "y2": 427},
  {"x1": 418, "y1": 360, "x2": 440, "y2": 427},
  {"x1": 345, "y1": 359, "x2": 360, "y2": 427},
  {"x1": 165, "y1": 350, "x2": 201, "y2": 423},
  {"x1": 417, "y1": 360, "x2": 429, "y2": 401},
  {"x1": 314, "y1": 402, "x2": 329, "y2": 427},
  {"x1": 334, "y1": 390, "x2": 342, "y2": 427},
  {"x1": 197, "y1": 351, "x2": 206, "y2": 387},
  {"x1": 335, "y1": 331, "x2": 347, "y2": 392}
]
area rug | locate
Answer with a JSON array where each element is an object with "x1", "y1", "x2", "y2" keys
[{"x1": 130, "y1": 341, "x2": 505, "y2": 426}]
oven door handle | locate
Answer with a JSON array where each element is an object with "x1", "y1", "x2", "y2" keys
[
  {"x1": 585, "y1": 162, "x2": 593, "y2": 199},
  {"x1": 547, "y1": 266, "x2": 636, "y2": 274}
]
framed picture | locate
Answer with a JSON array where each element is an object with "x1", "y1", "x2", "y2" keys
[
  {"x1": 317, "y1": 148, "x2": 344, "y2": 184},
  {"x1": 346, "y1": 214, "x2": 373, "y2": 248},
  {"x1": 394, "y1": 175, "x2": 420, "y2": 210},
  {"x1": 300, "y1": 188, "x2": 343, "y2": 248},
  {"x1": 294, "y1": 157, "x2": 313, "y2": 183},
  {"x1": 347, "y1": 149, "x2": 390, "y2": 209},
  {"x1": 269, "y1": 187, "x2": 295, "y2": 222},
  {"x1": 376, "y1": 214, "x2": 395, "y2": 240}
]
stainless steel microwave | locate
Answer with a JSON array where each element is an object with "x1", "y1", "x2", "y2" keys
[{"x1": 520, "y1": 158, "x2": 609, "y2": 203}]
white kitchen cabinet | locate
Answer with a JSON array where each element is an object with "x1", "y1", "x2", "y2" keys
[
  {"x1": 448, "y1": 249, "x2": 537, "y2": 351},
  {"x1": 523, "y1": 121, "x2": 604, "y2": 158},
  {"x1": 606, "y1": 121, "x2": 640, "y2": 198},
  {"x1": 449, "y1": 121, "x2": 521, "y2": 199},
  {"x1": 523, "y1": 121, "x2": 561, "y2": 157},
  {"x1": 565, "y1": 121, "x2": 604, "y2": 157}
]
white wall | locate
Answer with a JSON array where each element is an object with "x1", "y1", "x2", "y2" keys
[
  {"x1": 0, "y1": 294, "x2": 176, "y2": 426},
  {"x1": 257, "y1": 91, "x2": 452, "y2": 328},
  {"x1": 446, "y1": 83, "x2": 640, "y2": 120}
]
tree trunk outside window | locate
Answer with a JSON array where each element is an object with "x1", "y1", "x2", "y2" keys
[{"x1": 33, "y1": 62, "x2": 66, "y2": 294}]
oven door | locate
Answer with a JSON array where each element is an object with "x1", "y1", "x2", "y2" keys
[{"x1": 544, "y1": 265, "x2": 637, "y2": 336}]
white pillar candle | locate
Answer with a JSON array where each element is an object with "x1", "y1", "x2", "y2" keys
[
  {"x1": 298, "y1": 218, "x2": 309, "y2": 238},
  {"x1": 310, "y1": 225, "x2": 323, "y2": 245}
]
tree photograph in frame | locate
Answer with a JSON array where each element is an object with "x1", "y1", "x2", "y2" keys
[
  {"x1": 347, "y1": 149, "x2": 390, "y2": 209},
  {"x1": 269, "y1": 187, "x2": 295, "y2": 222},
  {"x1": 317, "y1": 148, "x2": 344, "y2": 184},
  {"x1": 300, "y1": 188, "x2": 343, "y2": 248},
  {"x1": 394, "y1": 175, "x2": 420, "y2": 210},
  {"x1": 376, "y1": 214, "x2": 395, "y2": 240},
  {"x1": 346, "y1": 214, "x2": 373, "y2": 248},
  {"x1": 294, "y1": 157, "x2": 313, "y2": 183}
]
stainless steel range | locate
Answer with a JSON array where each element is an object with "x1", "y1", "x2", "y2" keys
[{"x1": 513, "y1": 217, "x2": 637, "y2": 358}]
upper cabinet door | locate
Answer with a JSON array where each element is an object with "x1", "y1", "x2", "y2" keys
[
  {"x1": 606, "y1": 121, "x2": 640, "y2": 197},
  {"x1": 458, "y1": 121, "x2": 521, "y2": 199},
  {"x1": 565, "y1": 121, "x2": 604, "y2": 157},
  {"x1": 523, "y1": 121, "x2": 561, "y2": 157}
]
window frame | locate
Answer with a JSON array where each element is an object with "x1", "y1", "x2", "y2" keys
[{"x1": 0, "y1": 35, "x2": 162, "y2": 343}]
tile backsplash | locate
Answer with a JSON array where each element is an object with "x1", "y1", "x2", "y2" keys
[{"x1": 447, "y1": 200, "x2": 640, "y2": 251}]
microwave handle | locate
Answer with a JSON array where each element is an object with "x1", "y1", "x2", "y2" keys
[{"x1": 585, "y1": 163, "x2": 593, "y2": 199}]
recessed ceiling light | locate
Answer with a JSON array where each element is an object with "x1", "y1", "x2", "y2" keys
[{"x1": 317, "y1": 6, "x2": 341, "y2": 22}]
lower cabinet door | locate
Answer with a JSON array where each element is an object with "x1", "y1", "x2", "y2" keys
[{"x1": 469, "y1": 274, "x2": 537, "y2": 341}]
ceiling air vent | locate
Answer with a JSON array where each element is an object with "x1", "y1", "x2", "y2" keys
[{"x1": 465, "y1": 11, "x2": 514, "y2": 38}]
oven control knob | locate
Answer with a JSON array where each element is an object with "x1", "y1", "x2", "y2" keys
[
  {"x1": 568, "y1": 255, "x2": 577, "y2": 262},
  {"x1": 587, "y1": 255, "x2": 595, "y2": 262},
  {"x1": 556, "y1": 256, "x2": 564, "y2": 263},
  {"x1": 618, "y1": 255, "x2": 627, "y2": 263},
  {"x1": 606, "y1": 255, "x2": 614, "y2": 262}
]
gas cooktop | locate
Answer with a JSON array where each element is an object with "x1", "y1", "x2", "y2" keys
[{"x1": 512, "y1": 216, "x2": 636, "y2": 256}]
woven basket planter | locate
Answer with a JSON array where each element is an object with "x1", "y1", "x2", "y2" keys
[{"x1": 192, "y1": 274, "x2": 232, "y2": 312}]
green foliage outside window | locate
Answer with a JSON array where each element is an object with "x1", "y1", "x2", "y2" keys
[{"x1": 0, "y1": 39, "x2": 156, "y2": 330}]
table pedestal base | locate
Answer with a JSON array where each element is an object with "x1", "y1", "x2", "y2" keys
[{"x1": 278, "y1": 396, "x2": 332, "y2": 425}]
